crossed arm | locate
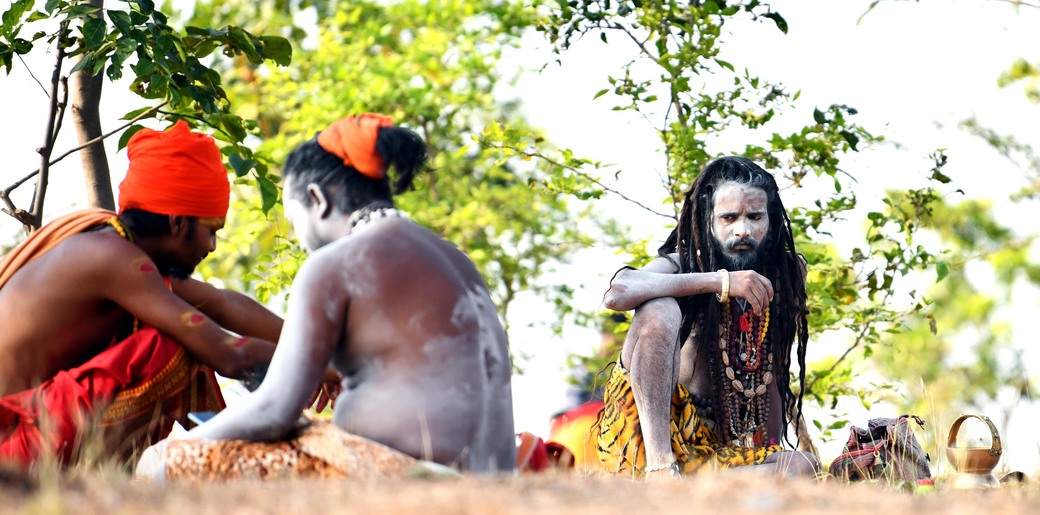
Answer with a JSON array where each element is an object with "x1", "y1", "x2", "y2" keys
[{"x1": 602, "y1": 253, "x2": 775, "y2": 314}]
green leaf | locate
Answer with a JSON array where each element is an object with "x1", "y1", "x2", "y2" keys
[
  {"x1": 44, "y1": 0, "x2": 61, "y2": 14},
  {"x1": 228, "y1": 27, "x2": 260, "y2": 64},
  {"x1": 131, "y1": 0, "x2": 155, "y2": 16},
  {"x1": 257, "y1": 173, "x2": 279, "y2": 214},
  {"x1": 593, "y1": 88, "x2": 609, "y2": 100},
  {"x1": 185, "y1": 26, "x2": 225, "y2": 37},
  {"x1": 120, "y1": 106, "x2": 154, "y2": 120},
  {"x1": 117, "y1": 124, "x2": 146, "y2": 150},
  {"x1": 936, "y1": 261, "x2": 949, "y2": 282},
  {"x1": 930, "y1": 169, "x2": 952, "y2": 184},
  {"x1": 840, "y1": 130, "x2": 859, "y2": 151},
  {"x1": 812, "y1": 107, "x2": 826, "y2": 125},
  {"x1": 762, "y1": 12, "x2": 788, "y2": 34},
  {"x1": 259, "y1": 35, "x2": 292, "y2": 66},
  {"x1": 108, "y1": 10, "x2": 131, "y2": 35},
  {"x1": 82, "y1": 17, "x2": 106, "y2": 48},
  {"x1": 228, "y1": 152, "x2": 258, "y2": 177},
  {"x1": 66, "y1": 4, "x2": 101, "y2": 19},
  {"x1": 69, "y1": 54, "x2": 93, "y2": 73},
  {"x1": 221, "y1": 115, "x2": 247, "y2": 142}
]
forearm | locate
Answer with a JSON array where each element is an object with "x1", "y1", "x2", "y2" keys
[
  {"x1": 184, "y1": 392, "x2": 296, "y2": 442},
  {"x1": 214, "y1": 290, "x2": 284, "y2": 341},
  {"x1": 208, "y1": 336, "x2": 277, "y2": 380},
  {"x1": 604, "y1": 269, "x2": 723, "y2": 311}
]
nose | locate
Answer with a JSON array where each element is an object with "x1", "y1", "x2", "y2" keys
[
  {"x1": 208, "y1": 235, "x2": 217, "y2": 253},
  {"x1": 732, "y1": 218, "x2": 749, "y2": 238}
]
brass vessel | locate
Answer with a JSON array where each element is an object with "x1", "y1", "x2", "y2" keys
[{"x1": 945, "y1": 414, "x2": 1002, "y2": 489}]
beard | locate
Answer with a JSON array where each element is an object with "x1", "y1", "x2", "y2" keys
[{"x1": 711, "y1": 233, "x2": 772, "y2": 272}]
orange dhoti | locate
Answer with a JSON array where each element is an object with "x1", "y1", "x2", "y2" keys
[{"x1": 0, "y1": 328, "x2": 224, "y2": 468}]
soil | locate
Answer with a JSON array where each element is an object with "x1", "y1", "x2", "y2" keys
[{"x1": 2, "y1": 470, "x2": 1038, "y2": 515}]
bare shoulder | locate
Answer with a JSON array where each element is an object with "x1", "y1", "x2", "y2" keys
[{"x1": 46, "y1": 231, "x2": 150, "y2": 274}]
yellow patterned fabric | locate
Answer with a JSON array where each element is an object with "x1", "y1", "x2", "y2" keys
[{"x1": 596, "y1": 363, "x2": 781, "y2": 477}]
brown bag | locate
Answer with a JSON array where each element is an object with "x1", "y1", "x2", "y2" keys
[{"x1": 828, "y1": 415, "x2": 932, "y2": 483}]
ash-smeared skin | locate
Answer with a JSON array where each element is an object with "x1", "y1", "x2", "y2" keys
[{"x1": 185, "y1": 217, "x2": 516, "y2": 473}]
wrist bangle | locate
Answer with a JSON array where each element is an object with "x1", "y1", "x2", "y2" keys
[{"x1": 716, "y1": 269, "x2": 729, "y2": 303}]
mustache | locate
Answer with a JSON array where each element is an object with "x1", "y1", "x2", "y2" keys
[{"x1": 725, "y1": 237, "x2": 759, "y2": 251}]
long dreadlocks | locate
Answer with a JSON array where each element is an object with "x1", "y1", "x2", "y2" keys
[{"x1": 658, "y1": 156, "x2": 809, "y2": 448}]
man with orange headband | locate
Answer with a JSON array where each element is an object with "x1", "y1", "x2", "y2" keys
[
  {"x1": 0, "y1": 120, "x2": 285, "y2": 469},
  {"x1": 156, "y1": 114, "x2": 516, "y2": 480}
]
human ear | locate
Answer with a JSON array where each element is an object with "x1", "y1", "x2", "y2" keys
[
  {"x1": 306, "y1": 184, "x2": 332, "y2": 219},
  {"x1": 169, "y1": 215, "x2": 188, "y2": 236}
]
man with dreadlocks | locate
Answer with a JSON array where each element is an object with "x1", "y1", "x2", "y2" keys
[{"x1": 599, "y1": 156, "x2": 818, "y2": 478}]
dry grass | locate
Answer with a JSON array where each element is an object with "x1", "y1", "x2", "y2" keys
[{"x1": 2, "y1": 469, "x2": 1039, "y2": 515}]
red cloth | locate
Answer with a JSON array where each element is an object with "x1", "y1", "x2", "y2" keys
[
  {"x1": 118, "y1": 120, "x2": 230, "y2": 217},
  {"x1": 0, "y1": 328, "x2": 224, "y2": 468},
  {"x1": 316, "y1": 113, "x2": 394, "y2": 179}
]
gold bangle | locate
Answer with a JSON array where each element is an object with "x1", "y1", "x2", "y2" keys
[{"x1": 716, "y1": 269, "x2": 729, "y2": 303}]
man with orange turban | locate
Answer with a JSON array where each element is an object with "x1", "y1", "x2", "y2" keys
[{"x1": 0, "y1": 120, "x2": 287, "y2": 469}]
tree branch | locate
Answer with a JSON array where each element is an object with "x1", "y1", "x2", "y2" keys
[
  {"x1": 494, "y1": 143, "x2": 676, "y2": 220},
  {"x1": 28, "y1": 24, "x2": 69, "y2": 231},
  {"x1": 3, "y1": 101, "x2": 169, "y2": 213},
  {"x1": 16, "y1": 53, "x2": 51, "y2": 98}
]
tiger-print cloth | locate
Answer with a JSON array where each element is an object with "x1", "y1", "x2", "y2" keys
[
  {"x1": 164, "y1": 415, "x2": 428, "y2": 482},
  {"x1": 596, "y1": 362, "x2": 782, "y2": 477}
]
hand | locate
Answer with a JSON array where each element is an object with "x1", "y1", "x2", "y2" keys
[
  {"x1": 309, "y1": 368, "x2": 343, "y2": 412},
  {"x1": 311, "y1": 381, "x2": 341, "y2": 412},
  {"x1": 726, "y1": 270, "x2": 774, "y2": 315}
]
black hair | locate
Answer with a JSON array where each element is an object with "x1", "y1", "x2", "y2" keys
[
  {"x1": 658, "y1": 156, "x2": 809, "y2": 448},
  {"x1": 282, "y1": 125, "x2": 429, "y2": 214},
  {"x1": 119, "y1": 209, "x2": 197, "y2": 238}
]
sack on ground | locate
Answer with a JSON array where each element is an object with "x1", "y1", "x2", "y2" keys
[{"x1": 828, "y1": 414, "x2": 931, "y2": 483}]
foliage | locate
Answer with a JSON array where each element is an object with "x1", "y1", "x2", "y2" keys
[
  {"x1": 0, "y1": 0, "x2": 292, "y2": 225},
  {"x1": 870, "y1": 196, "x2": 1038, "y2": 451},
  {"x1": 188, "y1": 0, "x2": 600, "y2": 335}
]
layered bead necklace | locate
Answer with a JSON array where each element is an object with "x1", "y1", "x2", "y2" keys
[
  {"x1": 347, "y1": 202, "x2": 409, "y2": 235},
  {"x1": 715, "y1": 297, "x2": 773, "y2": 448}
]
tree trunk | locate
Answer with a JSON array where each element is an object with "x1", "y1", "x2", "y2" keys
[{"x1": 70, "y1": 0, "x2": 114, "y2": 211}]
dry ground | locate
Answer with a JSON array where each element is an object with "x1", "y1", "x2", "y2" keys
[{"x1": 2, "y1": 469, "x2": 1039, "y2": 515}]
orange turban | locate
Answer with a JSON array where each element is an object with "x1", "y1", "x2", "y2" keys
[
  {"x1": 316, "y1": 113, "x2": 394, "y2": 179},
  {"x1": 118, "y1": 120, "x2": 230, "y2": 218}
]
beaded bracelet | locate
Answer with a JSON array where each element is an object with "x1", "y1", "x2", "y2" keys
[{"x1": 716, "y1": 268, "x2": 730, "y2": 303}]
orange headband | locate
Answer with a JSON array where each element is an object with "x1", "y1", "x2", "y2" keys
[
  {"x1": 316, "y1": 113, "x2": 395, "y2": 179},
  {"x1": 118, "y1": 120, "x2": 230, "y2": 218}
]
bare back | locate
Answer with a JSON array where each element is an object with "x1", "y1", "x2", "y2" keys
[{"x1": 324, "y1": 219, "x2": 515, "y2": 471}]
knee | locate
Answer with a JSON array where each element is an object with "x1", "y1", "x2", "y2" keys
[{"x1": 630, "y1": 298, "x2": 681, "y2": 342}]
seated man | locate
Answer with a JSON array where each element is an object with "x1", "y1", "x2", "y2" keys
[
  {"x1": 599, "y1": 156, "x2": 819, "y2": 478},
  {"x1": 158, "y1": 113, "x2": 516, "y2": 480},
  {"x1": 0, "y1": 121, "x2": 282, "y2": 468}
]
